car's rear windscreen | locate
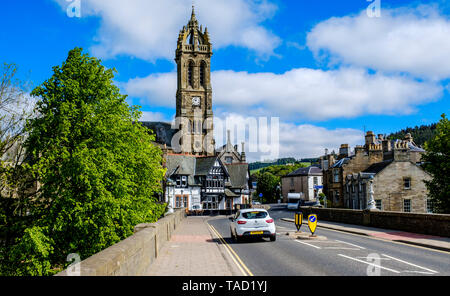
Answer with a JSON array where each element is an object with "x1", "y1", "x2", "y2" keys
[{"x1": 242, "y1": 211, "x2": 268, "y2": 219}]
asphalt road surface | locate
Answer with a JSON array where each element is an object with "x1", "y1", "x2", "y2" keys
[{"x1": 207, "y1": 204, "x2": 450, "y2": 276}]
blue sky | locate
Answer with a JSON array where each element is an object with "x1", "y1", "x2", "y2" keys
[{"x1": 1, "y1": 0, "x2": 449, "y2": 160}]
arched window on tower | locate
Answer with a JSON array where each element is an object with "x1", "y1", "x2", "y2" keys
[
  {"x1": 200, "y1": 61, "x2": 206, "y2": 88},
  {"x1": 188, "y1": 61, "x2": 194, "y2": 88}
]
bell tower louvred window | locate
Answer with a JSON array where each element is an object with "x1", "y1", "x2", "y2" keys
[
  {"x1": 188, "y1": 61, "x2": 194, "y2": 88},
  {"x1": 200, "y1": 61, "x2": 206, "y2": 87}
]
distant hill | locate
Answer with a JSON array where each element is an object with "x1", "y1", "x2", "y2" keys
[
  {"x1": 252, "y1": 163, "x2": 310, "y2": 178},
  {"x1": 249, "y1": 158, "x2": 297, "y2": 172},
  {"x1": 387, "y1": 123, "x2": 437, "y2": 147},
  {"x1": 249, "y1": 157, "x2": 319, "y2": 172}
]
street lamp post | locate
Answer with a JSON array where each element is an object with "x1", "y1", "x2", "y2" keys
[{"x1": 366, "y1": 175, "x2": 378, "y2": 211}]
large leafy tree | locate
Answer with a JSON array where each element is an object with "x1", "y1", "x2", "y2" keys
[
  {"x1": 256, "y1": 172, "x2": 279, "y2": 203},
  {"x1": 253, "y1": 163, "x2": 308, "y2": 203},
  {"x1": 423, "y1": 114, "x2": 450, "y2": 214},
  {"x1": 5, "y1": 48, "x2": 166, "y2": 275}
]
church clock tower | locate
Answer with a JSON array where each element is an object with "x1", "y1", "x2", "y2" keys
[{"x1": 175, "y1": 6, "x2": 215, "y2": 156}]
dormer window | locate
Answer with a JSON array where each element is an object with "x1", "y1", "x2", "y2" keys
[{"x1": 176, "y1": 176, "x2": 188, "y2": 188}]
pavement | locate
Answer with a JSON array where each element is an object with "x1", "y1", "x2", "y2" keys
[
  {"x1": 281, "y1": 217, "x2": 450, "y2": 252},
  {"x1": 145, "y1": 216, "x2": 242, "y2": 276}
]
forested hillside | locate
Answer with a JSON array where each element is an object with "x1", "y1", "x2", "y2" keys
[{"x1": 388, "y1": 123, "x2": 437, "y2": 147}]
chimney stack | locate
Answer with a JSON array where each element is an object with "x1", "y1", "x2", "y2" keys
[
  {"x1": 365, "y1": 131, "x2": 376, "y2": 147},
  {"x1": 404, "y1": 133, "x2": 413, "y2": 143},
  {"x1": 339, "y1": 144, "x2": 350, "y2": 158}
]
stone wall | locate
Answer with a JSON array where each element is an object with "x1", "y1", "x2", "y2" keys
[
  {"x1": 299, "y1": 207, "x2": 450, "y2": 237},
  {"x1": 55, "y1": 209, "x2": 186, "y2": 276}
]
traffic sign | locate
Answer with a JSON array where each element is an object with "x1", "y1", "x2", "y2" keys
[
  {"x1": 308, "y1": 214, "x2": 318, "y2": 236},
  {"x1": 294, "y1": 212, "x2": 303, "y2": 232}
]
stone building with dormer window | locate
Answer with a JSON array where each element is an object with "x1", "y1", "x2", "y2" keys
[{"x1": 322, "y1": 131, "x2": 426, "y2": 209}]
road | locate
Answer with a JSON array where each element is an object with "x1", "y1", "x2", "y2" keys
[{"x1": 207, "y1": 204, "x2": 450, "y2": 276}]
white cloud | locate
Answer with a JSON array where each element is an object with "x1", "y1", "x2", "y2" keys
[
  {"x1": 124, "y1": 68, "x2": 442, "y2": 121},
  {"x1": 307, "y1": 5, "x2": 450, "y2": 80},
  {"x1": 53, "y1": 0, "x2": 280, "y2": 60},
  {"x1": 124, "y1": 72, "x2": 176, "y2": 108},
  {"x1": 277, "y1": 122, "x2": 363, "y2": 160},
  {"x1": 139, "y1": 111, "x2": 171, "y2": 122},
  {"x1": 212, "y1": 113, "x2": 363, "y2": 161}
]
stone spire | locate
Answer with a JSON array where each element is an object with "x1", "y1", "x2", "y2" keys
[{"x1": 188, "y1": 4, "x2": 198, "y2": 28}]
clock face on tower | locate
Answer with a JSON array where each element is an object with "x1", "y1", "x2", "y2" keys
[{"x1": 192, "y1": 96, "x2": 201, "y2": 107}]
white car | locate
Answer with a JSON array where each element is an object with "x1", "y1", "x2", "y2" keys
[{"x1": 229, "y1": 208, "x2": 276, "y2": 242}]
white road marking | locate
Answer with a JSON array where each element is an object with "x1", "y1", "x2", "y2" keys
[
  {"x1": 356, "y1": 256, "x2": 391, "y2": 260},
  {"x1": 381, "y1": 254, "x2": 439, "y2": 274},
  {"x1": 305, "y1": 241, "x2": 345, "y2": 244},
  {"x1": 295, "y1": 240, "x2": 322, "y2": 249},
  {"x1": 334, "y1": 240, "x2": 366, "y2": 250},
  {"x1": 324, "y1": 247, "x2": 361, "y2": 250},
  {"x1": 338, "y1": 254, "x2": 401, "y2": 274},
  {"x1": 401, "y1": 270, "x2": 436, "y2": 275}
]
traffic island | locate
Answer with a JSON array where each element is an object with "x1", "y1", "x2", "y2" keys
[{"x1": 285, "y1": 231, "x2": 327, "y2": 240}]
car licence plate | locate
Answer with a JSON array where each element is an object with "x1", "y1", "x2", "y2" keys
[{"x1": 250, "y1": 231, "x2": 263, "y2": 235}]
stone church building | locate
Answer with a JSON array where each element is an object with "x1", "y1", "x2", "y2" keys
[{"x1": 141, "y1": 7, "x2": 250, "y2": 214}]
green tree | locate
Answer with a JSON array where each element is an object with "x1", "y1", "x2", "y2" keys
[
  {"x1": 422, "y1": 114, "x2": 450, "y2": 214},
  {"x1": 4, "y1": 48, "x2": 166, "y2": 275},
  {"x1": 388, "y1": 123, "x2": 437, "y2": 147},
  {"x1": 256, "y1": 172, "x2": 279, "y2": 203},
  {"x1": 253, "y1": 163, "x2": 309, "y2": 203},
  {"x1": 255, "y1": 163, "x2": 308, "y2": 179}
]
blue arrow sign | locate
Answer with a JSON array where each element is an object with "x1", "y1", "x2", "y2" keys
[{"x1": 309, "y1": 216, "x2": 316, "y2": 223}]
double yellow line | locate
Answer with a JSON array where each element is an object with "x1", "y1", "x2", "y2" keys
[{"x1": 208, "y1": 223, "x2": 254, "y2": 276}]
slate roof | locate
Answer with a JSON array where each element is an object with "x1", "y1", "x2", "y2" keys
[
  {"x1": 225, "y1": 163, "x2": 249, "y2": 189},
  {"x1": 225, "y1": 188, "x2": 240, "y2": 197},
  {"x1": 165, "y1": 154, "x2": 197, "y2": 185},
  {"x1": 407, "y1": 141, "x2": 425, "y2": 152},
  {"x1": 285, "y1": 166, "x2": 323, "y2": 177},
  {"x1": 362, "y1": 160, "x2": 393, "y2": 175},
  {"x1": 195, "y1": 157, "x2": 221, "y2": 176},
  {"x1": 331, "y1": 158, "x2": 352, "y2": 168}
]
